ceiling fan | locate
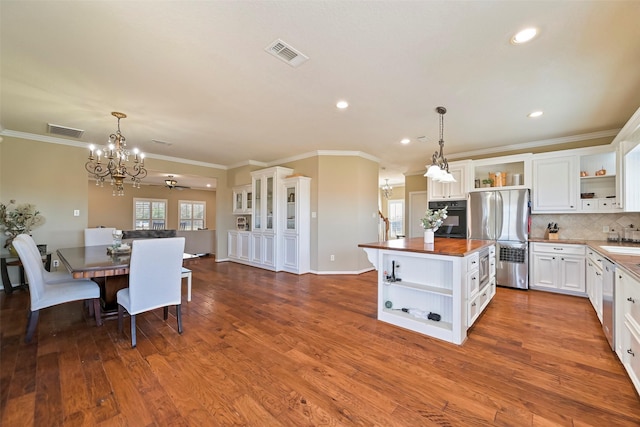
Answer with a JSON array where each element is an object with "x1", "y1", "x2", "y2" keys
[{"x1": 164, "y1": 175, "x2": 190, "y2": 190}]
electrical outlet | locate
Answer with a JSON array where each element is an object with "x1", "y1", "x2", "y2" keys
[
  {"x1": 330, "y1": 255, "x2": 335, "y2": 261},
  {"x1": 52, "y1": 260, "x2": 59, "y2": 268},
  {"x1": 603, "y1": 225, "x2": 610, "y2": 232}
]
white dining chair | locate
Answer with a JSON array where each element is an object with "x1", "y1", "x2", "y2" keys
[
  {"x1": 13, "y1": 235, "x2": 102, "y2": 343},
  {"x1": 84, "y1": 227, "x2": 116, "y2": 246},
  {"x1": 14, "y1": 234, "x2": 74, "y2": 284},
  {"x1": 117, "y1": 237, "x2": 186, "y2": 348}
]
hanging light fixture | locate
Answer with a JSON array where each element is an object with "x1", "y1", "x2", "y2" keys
[
  {"x1": 424, "y1": 106, "x2": 456, "y2": 182},
  {"x1": 381, "y1": 179, "x2": 393, "y2": 199},
  {"x1": 86, "y1": 112, "x2": 147, "y2": 196}
]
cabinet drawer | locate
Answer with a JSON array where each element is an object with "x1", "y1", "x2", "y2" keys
[
  {"x1": 467, "y1": 252, "x2": 479, "y2": 271},
  {"x1": 581, "y1": 199, "x2": 597, "y2": 210},
  {"x1": 531, "y1": 242, "x2": 585, "y2": 256},
  {"x1": 598, "y1": 198, "x2": 616, "y2": 210},
  {"x1": 586, "y1": 249, "x2": 604, "y2": 268},
  {"x1": 624, "y1": 320, "x2": 640, "y2": 390},
  {"x1": 467, "y1": 270, "x2": 480, "y2": 296},
  {"x1": 624, "y1": 280, "x2": 640, "y2": 327},
  {"x1": 468, "y1": 292, "x2": 481, "y2": 327}
]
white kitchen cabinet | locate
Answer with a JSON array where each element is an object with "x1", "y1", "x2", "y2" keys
[
  {"x1": 231, "y1": 166, "x2": 311, "y2": 274},
  {"x1": 531, "y1": 155, "x2": 578, "y2": 212},
  {"x1": 362, "y1": 245, "x2": 494, "y2": 345},
  {"x1": 279, "y1": 176, "x2": 311, "y2": 274},
  {"x1": 612, "y1": 105, "x2": 640, "y2": 212},
  {"x1": 232, "y1": 184, "x2": 252, "y2": 214},
  {"x1": 428, "y1": 161, "x2": 469, "y2": 201},
  {"x1": 248, "y1": 167, "x2": 292, "y2": 271},
  {"x1": 586, "y1": 248, "x2": 603, "y2": 322},
  {"x1": 622, "y1": 141, "x2": 640, "y2": 212},
  {"x1": 227, "y1": 230, "x2": 251, "y2": 262},
  {"x1": 252, "y1": 166, "x2": 292, "y2": 232},
  {"x1": 467, "y1": 247, "x2": 496, "y2": 328},
  {"x1": 578, "y1": 150, "x2": 621, "y2": 213},
  {"x1": 615, "y1": 267, "x2": 640, "y2": 395},
  {"x1": 529, "y1": 242, "x2": 586, "y2": 295}
]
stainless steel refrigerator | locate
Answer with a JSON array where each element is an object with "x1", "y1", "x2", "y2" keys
[{"x1": 468, "y1": 189, "x2": 530, "y2": 289}]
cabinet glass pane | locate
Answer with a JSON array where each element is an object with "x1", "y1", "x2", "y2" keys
[
  {"x1": 246, "y1": 192, "x2": 252, "y2": 210},
  {"x1": 287, "y1": 186, "x2": 296, "y2": 230},
  {"x1": 266, "y1": 177, "x2": 274, "y2": 230},
  {"x1": 236, "y1": 192, "x2": 243, "y2": 211},
  {"x1": 254, "y1": 179, "x2": 261, "y2": 229}
]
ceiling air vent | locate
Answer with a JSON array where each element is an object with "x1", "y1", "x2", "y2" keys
[
  {"x1": 151, "y1": 139, "x2": 173, "y2": 146},
  {"x1": 265, "y1": 39, "x2": 309, "y2": 68},
  {"x1": 47, "y1": 123, "x2": 84, "y2": 138}
]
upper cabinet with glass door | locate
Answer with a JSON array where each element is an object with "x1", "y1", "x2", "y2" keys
[
  {"x1": 232, "y1": 184, "x2": 252, "y2": 214},
  {"x1": 251, "y1": 166, "x2": 293, "y2": 233}
]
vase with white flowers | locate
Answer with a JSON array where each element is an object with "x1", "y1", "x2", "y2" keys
[
  {"x1": 420, "y1": 206, "x2": 448, "y2": 244},
  {"x1": 0, "y1": 200, "x2": 46, "y2": 255}
]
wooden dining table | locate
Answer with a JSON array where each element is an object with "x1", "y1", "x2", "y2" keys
[{"x1": 57, "y1": 245, "x2": 197, "y2": 312}]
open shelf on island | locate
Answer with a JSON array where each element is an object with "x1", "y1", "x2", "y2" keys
[
  {"x1": 383, "y1": 280, "x2": 453, "y2": 296},
  {"x1": 381, "y1": 308, "x2": 453, "y2": 332}
]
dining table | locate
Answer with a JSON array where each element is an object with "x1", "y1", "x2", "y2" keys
[{"x1": 56, "y1": 245, "x2": 197, "y2": 312}]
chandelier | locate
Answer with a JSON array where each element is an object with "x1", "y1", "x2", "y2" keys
[
  {"x1": 86, "y1": 112, "x2": 147, "y2": 196},
  {"x1": 424, "y1": 106, "x2": 456, "y2": 183},
  {"x1": 381, "y1": 179, "x2": 393, "y2": 199}
]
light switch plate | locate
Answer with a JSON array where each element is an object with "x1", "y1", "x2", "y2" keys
[{"x1": 73, "y1": 209, "x2": 80, "y2": 217}]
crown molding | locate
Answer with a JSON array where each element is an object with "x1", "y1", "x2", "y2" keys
[
  {"x1": 403, "y1": 128, "x2": 620, "y2": 176},
  {"x1": 266, "y1": 150, "x2": 380, "y2": 166},
  {"x1": 0, "y1": 129, "x2": 227, "y2": 170},
  {"x1": 446, "y1": 129, "x2": 619, "y2": 160}
]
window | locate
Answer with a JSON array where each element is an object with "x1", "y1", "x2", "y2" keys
[
  {"x1": 134, "y1": 198, "x2": 167, "y2": 230},
  {"x1": 179, "y1": 200, "x2": 206, "y2": 230},
  {"x1": 388, "y1": 200, "x2": 404, "y2": 238}
]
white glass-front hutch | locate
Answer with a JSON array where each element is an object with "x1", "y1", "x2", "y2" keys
[{"x1": 281, "y1": 176, "x2": 311, "y2": 274}]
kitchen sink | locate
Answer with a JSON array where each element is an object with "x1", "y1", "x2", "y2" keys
[{"x1": 599, "y1": 246, "x2": 640, "y2": 256}]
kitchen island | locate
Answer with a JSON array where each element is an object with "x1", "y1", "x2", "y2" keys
[{"x1": 359, "y1": 237, "x2": 495, "y2": 345}]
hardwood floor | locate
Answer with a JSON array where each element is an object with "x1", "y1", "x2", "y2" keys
[{"x1": 1, "y1": 257, "x2": 639, "y2": 426}]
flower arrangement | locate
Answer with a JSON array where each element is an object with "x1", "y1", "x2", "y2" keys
[
  {"x1": 0, "y1": 200, "x2": 46, "y2": 249},
  {"x1": 420, "y1": 206, "x2": 448, "y2": 231}
]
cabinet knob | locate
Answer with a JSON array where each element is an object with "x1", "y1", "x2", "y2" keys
[
  {"x1": 628, "y1": 297, "x2": 636, "y2": 303},
  {"x1": 561, "y1": 258, "x2": 565, "y2": 261},
  {"x1": 471, "y1": 302, "x2": 476, "y2": 307},
  {"x1": 570, "y1": 205, "x2": 574, "y2": 208},
  {"x1": 628, "y1": 349, "x2": 635, "y2": 357}
]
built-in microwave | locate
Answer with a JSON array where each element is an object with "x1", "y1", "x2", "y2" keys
[{"x1": 428, "y1": 199, "x2": 467, "y2": 239}]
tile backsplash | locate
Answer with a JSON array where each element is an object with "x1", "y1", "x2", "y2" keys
[{"x1": 531, "y1": 213, "x2": 640, "y2": 241}]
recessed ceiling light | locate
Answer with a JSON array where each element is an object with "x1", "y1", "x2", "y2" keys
[
  {"x1": 511, "y1": 27, "x2": 538, "y2": 44},
  {"x1": 206, "y1": 184, "x2": 211, "y2": 188},
  {"x1": 528, "y1": 111, "x2": 543, "y2": 118},
  {"x1": 336, "y1": 100, "x2": 349, "y2": 109},
  {"x1": 401, "y1": 138, "x2": 410, "y2": 145}
]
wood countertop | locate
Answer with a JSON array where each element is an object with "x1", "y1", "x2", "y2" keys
[{"x1": 358, "y1": 237, "x2": 493, "y2": 257}]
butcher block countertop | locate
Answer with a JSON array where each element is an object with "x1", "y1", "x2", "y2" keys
[{"x1": 358, "y1": 237, "x2": 493, "y2": 257}]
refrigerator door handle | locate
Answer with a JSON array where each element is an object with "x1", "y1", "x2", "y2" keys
[{"x1": 495, "y1": 191, "x2": 504, "y2": 241}]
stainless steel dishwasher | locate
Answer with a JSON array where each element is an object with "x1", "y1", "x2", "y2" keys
[{"x1": 602, "y1": 257, "x2": 616, "y2": 350}]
